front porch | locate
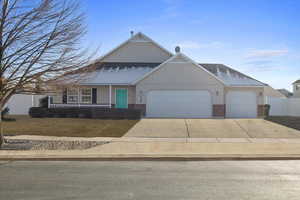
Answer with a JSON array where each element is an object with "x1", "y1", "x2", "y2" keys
[{"x1": 49, "y1": 85, "x2": 136, "y2": 109}]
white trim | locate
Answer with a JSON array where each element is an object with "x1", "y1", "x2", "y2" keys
[
  {"x1": 133, "y1": 53, "x2": 226, "y2": 85},
  {"x1": 67, "y1": 88, "x2": 79, "y2": 104},
  {"x1": 81, "y1": 83, "x2": 133, "y2": 86},
  {"x1": 115, "y1": 88, "x2": 128, "y2": 109},
  {"x1": 227, "y1": 85, "x2": 265, "y2": 88},
  {"x1": 80, "y1": 88, "x2": 92, "y2": 104},
  {"x1": 49, "y1": 104, "x2": 110, "y2": 108},
  {"x1": 109, "y1": 85, "x2": 112, "y2": 108},
  {"x1": 92, "y1": 32, "x2": 173, "y2": 64},
  {"x1": 48, "y1": 96, "x2": 51, "y2": 109}
]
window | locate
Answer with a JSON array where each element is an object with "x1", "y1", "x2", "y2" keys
[
  {"x1": 80, "y1": 88, "x2": 92, "y2": 104},
  {"x1": 67, "y1": 88, "x2": 79, "y2": 103},
  {"x1": 296, "y1": 84, "x2": 300, "y2": 91}
]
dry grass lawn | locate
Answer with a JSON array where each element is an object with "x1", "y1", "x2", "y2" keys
[{"x1": 2, "y1": 115, "x2": 139, "y2": 137}]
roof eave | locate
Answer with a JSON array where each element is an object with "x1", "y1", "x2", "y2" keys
[{"x1": 226, "y1": 85, "x2": 266, "y2": 87}]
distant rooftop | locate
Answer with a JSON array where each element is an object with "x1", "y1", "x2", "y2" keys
[
  {"x1": 277, "y1": 89, "x2": 293, "y2": 98},
  {"x1": 294, "y1": 79, "x2": 300, "y2": 84}
]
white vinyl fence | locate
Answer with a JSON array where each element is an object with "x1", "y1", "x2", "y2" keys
[
  {"x1": 267, "y1": 97, "x2": 300, "y2": 116},
  {"x1": 6, "y1": 94, "x2": 45, "y2": 115}
]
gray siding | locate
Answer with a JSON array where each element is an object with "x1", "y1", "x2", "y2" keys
[
  {"x1": 136, "y1": 56, "x2": 225, "y2": 105},
  {"x1": 102, "y1": 41, "x2": 171, "y2": 63}
]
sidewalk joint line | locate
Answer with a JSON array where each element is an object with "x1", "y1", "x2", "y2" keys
[
  {"x1": 184, "y1": 119, "x2": 190, "y2": 142},
  {"x1": 234, "y1": 120, "x2": 252, "y2": 139}
]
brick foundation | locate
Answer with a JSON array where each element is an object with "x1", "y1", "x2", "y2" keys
[
  {"x1": 213, "y1": 104, "x2": 225, "y2": 117},
  {"x1": 133, "y1": 104, "x2": 146, "y2": 116},
  {"x1": 257, "y1": 105, "x2": 265, "y2": 117},
  {"x1": 110, "y1": 104, "x2": 143, "y2": 110}
]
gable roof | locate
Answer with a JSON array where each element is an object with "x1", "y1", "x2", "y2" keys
[
  {"x1": 199, "y1": 63, "x2": 266, "y2": 86},
  {"x1": 73, "y1": 33, "x2": 267, "y2": 87},
  {"x1": 133, "y1": 53, "x2": 226, "y2": 85},
  {"x1": 79, "y1": 62, "x2": 161, "y2": 85},
  {"x1": 94, "y1": 32, "x2": 173, "y2": 63},
  {"x1": 277, "y1": 89, "x2": 293, "y2": 98},
  {"x1": 293, "y1": 79, "x2": 300, "y2": 84}
]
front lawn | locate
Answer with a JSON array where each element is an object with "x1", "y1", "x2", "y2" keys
[
  {"x1": 265, "y1": 116, "x2": 300, "y2": 131},
  {"x1": 2, "y1": 115, "x2": 139, "y2": 137}
]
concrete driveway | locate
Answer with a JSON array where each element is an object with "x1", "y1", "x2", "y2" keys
[{"x1": 124, "y1": 119, "x2": 300, "y2": 138}]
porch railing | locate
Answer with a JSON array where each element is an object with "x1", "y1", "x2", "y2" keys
[{"x1": 49, "y1": 103, "x2": 111, "y2": 108}]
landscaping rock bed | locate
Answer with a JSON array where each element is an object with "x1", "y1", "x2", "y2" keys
[{"x1": 1, "y1": 139, "x2": 108, "y2": 151}]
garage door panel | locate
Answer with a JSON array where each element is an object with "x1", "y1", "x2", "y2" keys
[
  {"x1": 146, "y1": 90, "x2": 212, "y2": 118},
  {"x1": 226, "y1": 91, "x2": 257, "y2": 118}
]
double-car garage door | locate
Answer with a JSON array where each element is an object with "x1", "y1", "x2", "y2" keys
[{"x1": 146, "y1": 90, "x2": 212, "y2": 118}]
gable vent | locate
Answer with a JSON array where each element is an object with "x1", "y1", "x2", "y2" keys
[{"x1": 175, "y1": 46, "x2": 181, "y2": 53}]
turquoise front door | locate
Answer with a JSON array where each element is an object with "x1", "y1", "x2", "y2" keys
[{"x1": 116, "y1": 89, "x2": 128, "y2": 108}]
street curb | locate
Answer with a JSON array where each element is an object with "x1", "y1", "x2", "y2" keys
[{"x1": 2, "y1": 154, "x2": 300, "y2": 161}]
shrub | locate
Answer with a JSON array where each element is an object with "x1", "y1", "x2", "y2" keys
[
  {"x1": 264, "y1": 104, "x2": 271, "y2": 117},
  {"x1": 29, "y1": 107, "x2": 142, "y2": 119},
  {"x1": 1, "y1": 107, "x2": 16, "y2": 121},
  {"x1": 39, "y1": 96, "x2": 49, "y2": 108}
]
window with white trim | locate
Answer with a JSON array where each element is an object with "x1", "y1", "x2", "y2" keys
[
  {"x1": 80, "y1": 88, "x2": 92, "y2": 104},
  {"x1": 296, "y1": 84, "x2": 300, "y2": 91},
  {"x1": 67, "y1": 88, "x2": 79, "y2": 103}
]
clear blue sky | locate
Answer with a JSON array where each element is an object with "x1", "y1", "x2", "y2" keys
[{"x1": 81, "y1": 0, "x2": 300, "y2": 90}]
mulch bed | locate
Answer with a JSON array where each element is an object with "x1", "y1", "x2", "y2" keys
[{"x1": 265, "y1": 116, "x2": 300, "y2": 131}]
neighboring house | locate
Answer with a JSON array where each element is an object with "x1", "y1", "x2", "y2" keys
[
  {"x1": 264, "y1": 86, "x2": 286, "y2": 99},
  {"x1": 277, "y1": 89, "x2": 293, "y2": 98},
  {"x1": 293, "y1": 80, "x2": 300, "y2": 98},
  {"x1": 6, "y1": 94, "x2": 45, "y2": 115},
  {"x1": 50, "y1": 32, "x2": 281, "y2": 118}
]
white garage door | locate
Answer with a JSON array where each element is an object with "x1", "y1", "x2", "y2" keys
[
  {"x1": 226, "y1": 91, "x2": 257, "y2": 118},
  {"x1": 146, "y1": 90, "x2": 212, "y2": 118}
]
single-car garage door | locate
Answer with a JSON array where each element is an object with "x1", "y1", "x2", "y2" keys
[
  {"x1": 146, "y1": 90, "x2": 212, "y2": 118},
  {"x1": 226, "y1": 91, "x2": 257, "y2": 118}
]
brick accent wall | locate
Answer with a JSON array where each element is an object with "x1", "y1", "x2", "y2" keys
[
  {"x1": 213, "y1": 104, "x2": 225, "y2": 117},
  {"x1": 111, "y1": 104, "x2": 146, "y2": 116},
  {"x1": 110, "y1": 104, "x2": 137, "y2": 109},
  {"x1": 133, "y1": 104, "x2": 146, "y2": 116},
  {"x1": 257, "y1": 105, "x2": 265, "y2": 117}
]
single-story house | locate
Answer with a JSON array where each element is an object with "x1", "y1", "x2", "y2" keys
[
  {"x1": 293, "y1": 80, "x2": 300, "y2": 98},
  {"x1": 50, "y1": 32, "x2": 282, "y2": 118},
  {"x1": 277, "y1": 89, "x2": 293, "y2": 98},
  {"x1": 6, "y1": 94, "x2": 45, "y2": 115}
]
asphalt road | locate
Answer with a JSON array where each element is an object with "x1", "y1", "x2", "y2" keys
[{"x1": 1, "y1": 160, "x2": 300, "y2": 200}]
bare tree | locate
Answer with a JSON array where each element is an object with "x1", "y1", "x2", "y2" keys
[{"x1": 0, "y1": 0, "x2": 93, "y2": 147}]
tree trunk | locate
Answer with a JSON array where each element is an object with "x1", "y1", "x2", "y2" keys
[{"x1": 0, "y1": 110, "x2": 3, "y2": 148}]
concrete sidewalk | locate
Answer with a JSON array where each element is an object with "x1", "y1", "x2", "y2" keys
[
  {"x1": 3, "y1": 135, "x2": 300, "y2": 160},
  {"x1": 2, "y1": 140, "x2": 300, "y2": 160}
]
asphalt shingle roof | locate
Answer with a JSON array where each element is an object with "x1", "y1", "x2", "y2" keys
[
  {"x1": 199, "y1": 63, "x2": 266, "y2": 86},
  {"x1": 77, "y1": 62, "x2": 266, "y2": 86},
  {"x1": 80, "y1": 62, "x2": 160, "y2": 85}
]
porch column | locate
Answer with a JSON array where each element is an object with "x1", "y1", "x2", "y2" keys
[
  {"x1": 109, "y1": 85, "x2": 112, "y2": 108},
  {"x1": 48, "y1": 95, "x2": 51, "y2": 109}
]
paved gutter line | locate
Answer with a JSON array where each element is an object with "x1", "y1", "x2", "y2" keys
[
  {"x1": 184, "y1": 119, "x2": 190, "y2": 142},
  {"x1": 2, "y1": 156, "x2": 300, "y2": 161},
  {"x1": 233, "y1": 120, "x2": 252, "y2": 140},
  {"x1": 0, "y1": 160, "x2": 13, "y2": 166}
]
